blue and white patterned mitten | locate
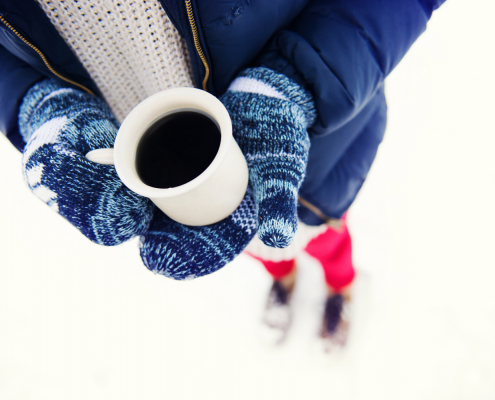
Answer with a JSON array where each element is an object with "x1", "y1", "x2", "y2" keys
[
  {"x1": 221, "y1": 67, "x2": 317, "y2": 248},
  {"x1": 19, "y1": 79, "x2": 153, "y2": 246}
]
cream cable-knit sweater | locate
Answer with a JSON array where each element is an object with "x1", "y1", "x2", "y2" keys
[
  {"x1": 36, "y1": 0, "x2": 328, "y2": 260},
  {"x1": 36, "y1": 0, "x2": 194, "y2": 122}
]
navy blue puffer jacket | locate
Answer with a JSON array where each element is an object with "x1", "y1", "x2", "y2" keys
[{"x1": 0, "y1": 0, "x2": 445, "y2": 225}]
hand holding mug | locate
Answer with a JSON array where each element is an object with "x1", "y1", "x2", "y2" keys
[
  {"x1": 139, "y1": 67, "x2": 317, "y2": 278},
  {"x1": 18, "y1": 78, "x2": 256, "y2": 280},
  {"x1": 19, "y1": 67, "x2": 316, "y2": 280},
  {"x1": 19, "y1": 79, "x2": 153, "y2": 246}
]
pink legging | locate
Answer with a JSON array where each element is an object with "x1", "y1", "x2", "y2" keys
[{"x1": 251, "y1": 221, "x2": 355, "y2": 292}]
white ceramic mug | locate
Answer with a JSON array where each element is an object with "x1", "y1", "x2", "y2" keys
[{"x1": 86, "y1": 88, "x2": 248, "y2": 226}]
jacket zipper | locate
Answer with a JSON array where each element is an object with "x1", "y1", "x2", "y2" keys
[
  {"x1": 0, "y1": 15, "x2": 94, "y2": 96},
  {"x1": 185, "y1": 0, "x2": 210, "y2": 91},
  {"x1": 298, "y1": 196, "x2": 342, "y2": 228}
]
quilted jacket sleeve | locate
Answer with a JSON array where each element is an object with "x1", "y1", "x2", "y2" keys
[
  {"x1": 258, "y1": 0, "x2": 446, "y2": 137},
  {"x1": 0, "y1": 45, "x2": 45, "y2": 151},
  {"x1": 256, "y1": 0, "x2": 446, "y2": 224}
]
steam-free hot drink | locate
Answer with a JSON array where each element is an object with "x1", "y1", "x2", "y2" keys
[{"x1": 135, "y1": 111, "x2": 221, "y2": 188}]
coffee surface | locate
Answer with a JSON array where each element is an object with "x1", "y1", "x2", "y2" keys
[{"x1": 135, "y1": 111, "x2": 221, "y2": 188}]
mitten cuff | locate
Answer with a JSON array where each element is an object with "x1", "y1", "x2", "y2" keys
[
  {"x1": 18, "y1": 79, "x2": 63, "y2": 142},
  {"x1": 18, "y1": 79, "x2": 116, "y2": 145},
  {"x1": 227, "y1": 67, "x2": 317, "y2": 127}
]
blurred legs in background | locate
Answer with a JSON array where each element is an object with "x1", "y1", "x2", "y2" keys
[
  {"x1": 305, "y1": 222, "x2": 354, "y2": 352},
  {"x1": 246, "y1": 216, "x2": 355, "y2": 350}
]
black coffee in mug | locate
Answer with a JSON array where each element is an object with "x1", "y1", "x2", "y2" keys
[{"x1": 135, "y1": 111, "x2": 221, "y2": 188}]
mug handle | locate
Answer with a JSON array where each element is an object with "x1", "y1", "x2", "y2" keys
[{"x1": 86, "y1": 148, "x2": 115, "y2": 165}]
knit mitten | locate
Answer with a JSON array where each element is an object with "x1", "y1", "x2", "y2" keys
[
  {"x1": 140, "y1": 188, "x2": 257, "y2": 280},
  {"x1": 220, "y1": 67, "x2": 317, "y2": 248},
  {"x1": 19, "y1": 79, "x2": 153, "y2": 246}
]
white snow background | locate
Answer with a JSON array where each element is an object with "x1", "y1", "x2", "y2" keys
[{"x1": 1, "y1": 1, "x2": 495, "y2": 399}]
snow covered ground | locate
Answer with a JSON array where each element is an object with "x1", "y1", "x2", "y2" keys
[{"x1": 1, "y1": 1, "x2": 495, "y2": 399}]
